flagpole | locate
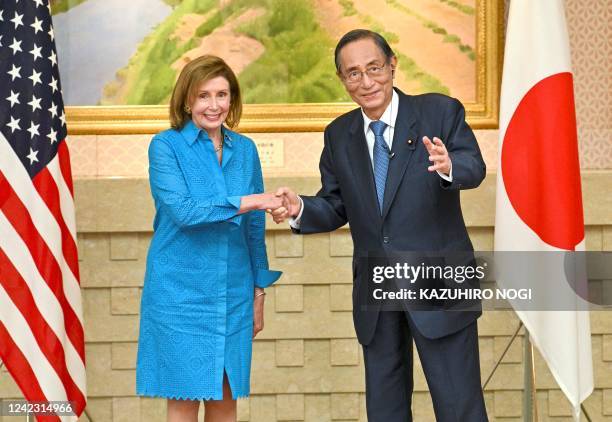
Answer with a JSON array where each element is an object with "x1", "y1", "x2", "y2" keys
[
  {"x1": 482, "y1": 322, "x2": 523, "y2": 390},
  {"x1": 523, "y1": 335, "x2": 538, "y2": 421},
  {"x1": 482, "y1": 321, "x2": 539, "y2": 420}
]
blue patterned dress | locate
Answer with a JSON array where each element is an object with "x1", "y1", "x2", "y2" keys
[{"x1": 136, "y1": 121, "x2": 281, "y2": 400}]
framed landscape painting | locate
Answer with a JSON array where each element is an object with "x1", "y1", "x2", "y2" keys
[{"x1": 54, "y1": 0, "x2": 503, "y2": 133}]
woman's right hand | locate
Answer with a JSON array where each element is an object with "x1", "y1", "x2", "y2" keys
[
  {"x1": 239, "y1": 193, "x2": 284, "y2": 213},
  {"x1": 258, "y1": 193, "x2": 284, "y2": 211}
]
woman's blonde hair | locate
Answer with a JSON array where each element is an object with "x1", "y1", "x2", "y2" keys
[{"x1": 169, "y1": 55, "x2": 242, "y2": 129}]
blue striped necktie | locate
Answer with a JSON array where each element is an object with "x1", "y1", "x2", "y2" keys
[{"x1": 370, "y1": 120, "x2": 389, "y2": 214}]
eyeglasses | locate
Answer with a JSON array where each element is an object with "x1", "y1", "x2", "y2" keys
[{"x1": 342, "y1": 63, "x2": 389, "y2": 84}]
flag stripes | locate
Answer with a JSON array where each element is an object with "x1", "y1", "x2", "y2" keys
[
  {"x1": 1, "y1": 131, "x2": 86, "y2": 418},
  {"x1": 0, "y1": 171, "x2": 85, "y2": 359},
  {"x1": 0, "y1": 1, "x2": 86, "y2": 418},
  {"x1": 0, "y1": 249, "x2": 86, "y2": 412}
]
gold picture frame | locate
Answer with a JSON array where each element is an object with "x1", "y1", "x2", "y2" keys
[{"x1": 65, "y1": 0, "x2": 503, "y2": 135}]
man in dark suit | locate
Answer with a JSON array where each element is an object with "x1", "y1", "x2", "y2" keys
[{"x1": 273, "y1": 29, "x2": 488, "y2": 421}]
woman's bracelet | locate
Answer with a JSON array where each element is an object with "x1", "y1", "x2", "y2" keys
[{"x1": 255, "y1": 290, "x2": 266, "y2": 298}]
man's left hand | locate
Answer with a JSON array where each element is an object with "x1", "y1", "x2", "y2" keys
[{"x1": 423, "y1": 136, "x2": 451, "y2": 176}]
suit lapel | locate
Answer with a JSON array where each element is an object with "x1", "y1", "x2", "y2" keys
[
  {"x1": 347, "y1": 111, "x2": 381, "y2": 223},
  {"x1": 381, "y1": 92, "x2": 418, "y2": 220}
]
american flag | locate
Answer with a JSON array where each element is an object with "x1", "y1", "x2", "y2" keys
[{"x1": 0, "y1": 0, "x2": 86, "y2": 420}]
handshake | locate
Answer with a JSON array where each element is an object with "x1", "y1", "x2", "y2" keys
[{"x1": 244, "y1": 187, "x2": 302, "y2": 224}]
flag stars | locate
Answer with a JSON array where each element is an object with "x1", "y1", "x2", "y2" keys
[
  {"x1": 48, "y1": 26, "x2": 55, "y2": 41},
  {"x1": 49, "y1": 76, "x2": 58, "y2": 93},
  {"x1": 6, "y1": 117, "x2": 21, "y2": 133},
  {"x1": 11, "y1": 12, "x2": 24, "y2": 29},
  {"x1": 29, "y1": 69, "x2": 42, "y2": 86},
  {"x1": 47, "y1": 128, "x2": 57, "y2": 144},
  {"x1": 9, "y1": 38, "x2": 23, "y2": 55},
  {"x1": 49, "y1": 102, "x2": 58, "y2": 118},
  {"x1": 6, "y1": 91, "x2": 20, "y2": 108},
  {"x1": 7, "y1": 64, "x2": 21, "y2": 81},
  {"x1": 59, "y1": 111, "x2": 66, "y2": 126},
  {"x1": 33, "y1": 0, "x2": 45, "y2": 7},
  {"x1": 30, "y1": 17, "x2": 44, "y2": 34},
  {"x1": 30, "y1": 44, "x2": 43, "y2": 61},
  {"x1": 27, "y1": 121, "x2": 40, "y2": 139},
  {"x1": 26, "y1": 148, "x2": 39, "y2": 165},
  {"x1": 48, "y1": 50, "x2": 57, "y2": 66},
  {"x1": 28, "y1": 95, "x2": 42, "y2": 112}
]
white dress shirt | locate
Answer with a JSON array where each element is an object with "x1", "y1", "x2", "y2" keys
[
  {"x1": 362, "y1": 89, "x2": 399, "y2": 162},
  {"x1": 290, "y1": 90, "x2": 452, "y2": 228}
]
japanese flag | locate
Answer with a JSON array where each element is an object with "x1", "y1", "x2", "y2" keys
[{"x1": 494, "y1": 0, "x2": 594, "y2": 419}]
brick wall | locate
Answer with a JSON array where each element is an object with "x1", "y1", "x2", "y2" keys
[{"x1": 1, "y1": 174, "x2": 611, "y2": 422}]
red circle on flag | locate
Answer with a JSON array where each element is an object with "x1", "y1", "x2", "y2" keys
[{"x1": 501, "y1": 72, "x2": 584, "y2": 250}]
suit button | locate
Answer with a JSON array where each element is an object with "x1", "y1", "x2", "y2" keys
[{"x1": 383, "y1": 236, "x2": 389, "y2": 244}]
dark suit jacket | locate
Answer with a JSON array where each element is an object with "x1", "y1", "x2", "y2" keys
[{"x1": 297, "y1": 89, "x2": 486, "y2": 344}]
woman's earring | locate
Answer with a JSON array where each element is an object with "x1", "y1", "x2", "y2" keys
[{"x1": 184, "y1": 105, "x2": 191, "y2": 114}]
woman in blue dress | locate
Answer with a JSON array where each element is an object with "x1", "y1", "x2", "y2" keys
[{"x1": 136, "y1": 55, "x2": 282, "y2": 422}]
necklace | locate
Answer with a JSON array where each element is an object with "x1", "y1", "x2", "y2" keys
[{"x1": 215, "y1": 143, "x2": 223, "y2": 152}]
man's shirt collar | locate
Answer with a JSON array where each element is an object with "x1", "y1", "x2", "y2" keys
[{"x1": 362, "y1": 89, "x2": 399, "y2": 133}]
